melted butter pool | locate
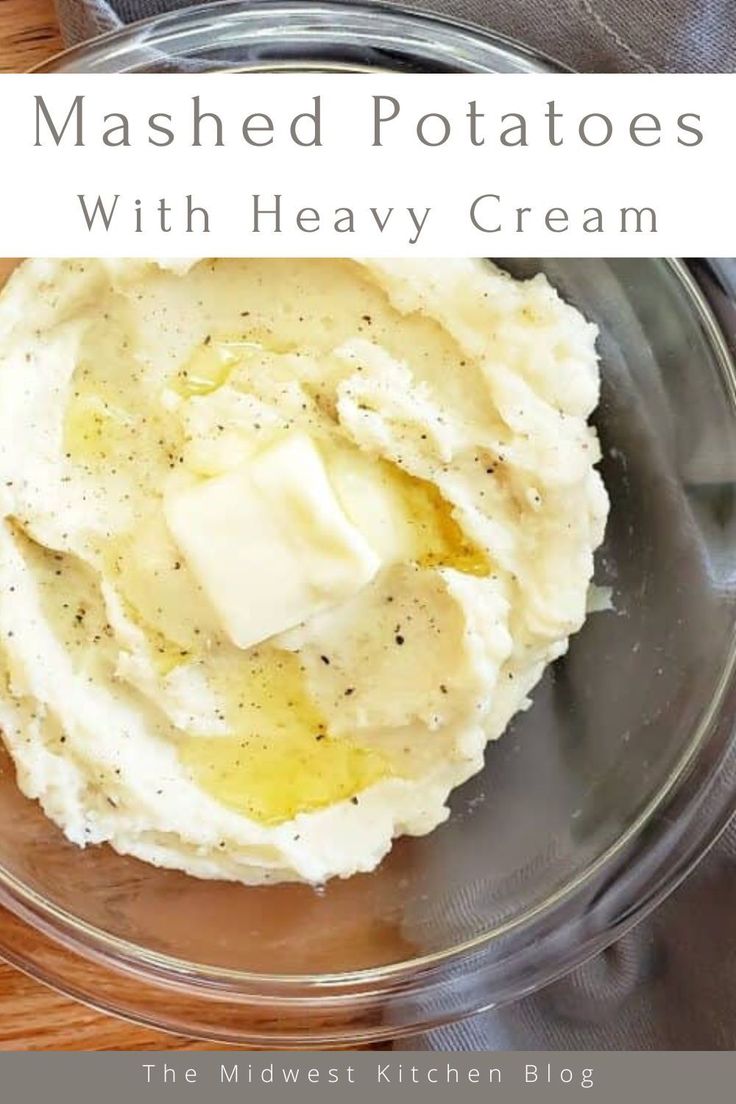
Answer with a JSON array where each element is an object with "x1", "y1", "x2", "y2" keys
[
  {"x1": 388, "y1": 464, "x2": 490, "y2": 576},
  {"x1": 173, "y1": 339, "x2": 263, "y2": 398},
  {"x1": 64, "y1": 389, "x2": 136, "y2": 465},
  {"x1": 180, "y1": 649, "x2": 391, "y2": 825}
]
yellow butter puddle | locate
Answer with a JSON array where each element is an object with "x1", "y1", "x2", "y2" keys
[
  {"x1": 64, "y1": 391, "x2": 137, "y2": 464},
  {"x1": 180, "y1": 733, "x2": 389, "y2": 826},
  {"x1": 179, "y1": 648, "x2": 391, "y2": 826},
  {"x1": 173, "y1": 338, "x2": 263, "y2": 398},
  {"x1": 387, "y1": 463, "x2": 489, "y2": 577}
]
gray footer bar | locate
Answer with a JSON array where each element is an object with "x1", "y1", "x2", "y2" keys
[{"x1": 0, "y1": 1051, "x2": 732, "y2": 1103}]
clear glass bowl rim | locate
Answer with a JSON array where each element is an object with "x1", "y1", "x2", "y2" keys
[{"x1": 33, "y1": 0, "x2": 568, "y2": 75}]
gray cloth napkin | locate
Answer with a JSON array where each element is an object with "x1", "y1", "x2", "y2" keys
[{"x1": 51, "y1": 0, "x2": 736, "y2": 1052}]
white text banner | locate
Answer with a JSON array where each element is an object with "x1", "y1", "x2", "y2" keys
[{"x1": 0, "y1": 73, "x2": 732, "y2": 256}]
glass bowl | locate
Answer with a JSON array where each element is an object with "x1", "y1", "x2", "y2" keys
[
  {"x1": 1, "y1": 3, "x2": 736, "y2": 1048},
  {"x1": 38, "y1": 0, "x2": 564, "y2": 74}
]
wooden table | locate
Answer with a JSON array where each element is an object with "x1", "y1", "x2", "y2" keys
[
  {"x1": 0, "y1": 0, "x2": 64, "y2": 72},
  {"x1": 0, "y1": 959, "x2": 232, "y2": 1050},
  {"x1": 0, "y1": 1, "x2": 232, "y2": 1051}
]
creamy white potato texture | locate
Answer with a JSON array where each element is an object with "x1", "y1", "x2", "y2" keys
[{"x1": 0, "y1": 258, "x2": 608, "y2": 884}]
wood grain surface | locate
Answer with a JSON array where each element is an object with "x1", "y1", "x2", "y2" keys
[
  {"x1": 0, "y1": 0, "x2": 64, "y2": 72},
  {"x1": 0, "y1": 3, "x2": 237, "y2": 1052},
  {"x1": 0, "y1": 957, "x2": 234, "y2": 1050}
]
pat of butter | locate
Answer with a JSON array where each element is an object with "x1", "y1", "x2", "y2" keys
[{"x1": 164, "y1": 433, "x2": 381, "y2": 650}]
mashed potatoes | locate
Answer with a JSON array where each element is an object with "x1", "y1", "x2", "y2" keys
[{"x1": 0, "y1": 258, "x2": 608, "y2": 884}]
